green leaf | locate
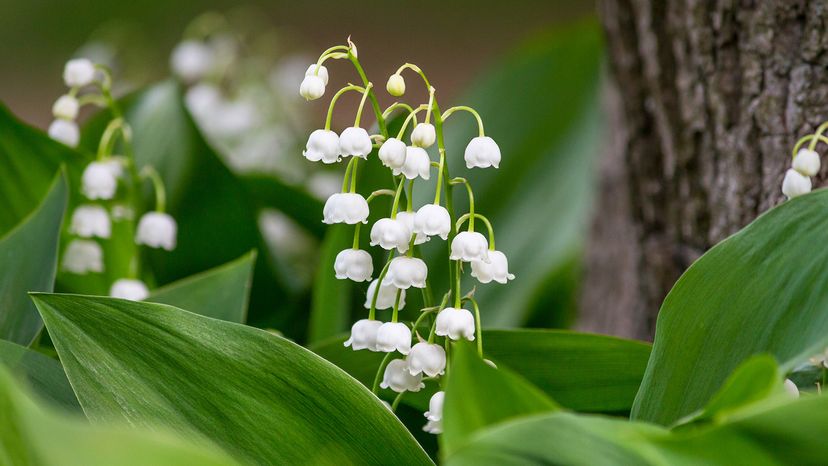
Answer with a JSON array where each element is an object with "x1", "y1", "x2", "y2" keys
[
  {"x1": 241, "y1": 174, "x2": 325, "y2": 239},
  {"x1": 442, "y1": 341, "x2": 558, "y2": 456},
  {"x1": 308, "y1": 225, "x2": 353, "y2": 343},
  {"x1": 31, "y1": 293, "x2": 432, "y2": 466},
  {"x1": 147, "y1": 251, "x2": 256, "y2": 323},
  {"x1": 0, "y1": 172, "x2": 67, "y2": 345},
  {"x1": 0, "y1": 339, "x2": 78, "y2": 411},
  {"x1": 633, "y1": 190, "x2": 828, "y2": 425},
  {"x1": 0, "y1": 367, "x2": 240, "y2": 466}
]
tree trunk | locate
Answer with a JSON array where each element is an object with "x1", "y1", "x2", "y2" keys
[{"x1": 579, "y1": 0, "x2": 828, "y2": 340}]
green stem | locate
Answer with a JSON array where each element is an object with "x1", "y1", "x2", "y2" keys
[
  {"x1": 140, "y1": 166, "x2": 167, "y2": 212},
  {"x1": 450, "y1": 178, "x2": 475, "y2": 231},
  {"x1": 349, "y1": 158, "x2": 360, "y2": 193},
  {"x1": 434, "y1": 148, "x2": 445, "y2": 204},
  {"x1": 369, "y1": 256, "x2": 394, "y2": 320},
  {"x1": 406, "y1": 179, "x2": 414, "y2": 212},
  {"x1": 396, "y1": 105, "x2": 428, "y2": 139},
  {"x1": 348, "y1": 53, "x2": 387, "y2": 137},
  {"x1": 454, "y1": 260, "x2": 462, "y2": 308},
  {"x1": 342, "y1": 157, "x2": 357, "y2": 192},
  {"x1": 391, "y1": 289, "x2": 403, "y2": 323},
  {"x1": 96, "y1": 118, "x2": 127, "y2": 161},
  {"x1": 382, "y1": 102, "x2": 416, "y2": 120},
  {"x1": 390, "y1": 177, "x2": 405, "y2": 218},
  {"x1": 372, "y1": 352, "x2": 395, "y2": 394},
  {"x1": 467, "y1": 297, "x2": 484, "y2": 357},
  {"x1": 325, "y1": 84, "x2": 365, "y2": 131},
  {"x1": 808, "y1": 122, "x2": 828, "y2": 151},
  {"x1": 456, "y1": 213, "x2": 495, "y2": 250},
  {"x1": 352, "y1": 223, "x2": 361, "y2": 249},
  {"x1": 354, "y1": 82, "x2": 374, "y2": 127},
  {"x1": 391, "y1": 392, "x2": 405, "y2": 411},
  {"x1": 442, "y1": 105, "x2": 485, "y2": 136}
]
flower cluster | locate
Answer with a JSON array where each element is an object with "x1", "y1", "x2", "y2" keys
[
  {"x1": 50, "y1": 59, "x2": 178, "y2": 301},
  {"x1": 300, "y1": 39, "x2": 513, "y2": 434},
  {"x1": 782, "y1": 125, "x2": 828, "y2": 200}
]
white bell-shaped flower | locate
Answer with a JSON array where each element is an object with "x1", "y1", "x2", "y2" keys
[
  {"x1": 69, "y1": 205, "x2": 111, "y2": 239},
  {"x1": 378, "y1": 137, "x2": 407, "y2": 169},
  {"x1": 423, "y1": 419, "x2": 443, "y2": 434},
  {"x1": 464, "y1": 136, "x2": 501, "y2": 169},
  {"x1": 396, "y1": 211, "x2": 428, "y2": 245},
  {"x1": 303, "y1": 129, "x2": 340, "y2": 164},
  {"x1": 339, "y1": 127, "x2": 372, "y2": 158},
  {"x1": 386, "y1": 74, "x2": 405, "y2": 97},
  {"x1": 52, "y1": 95, "x2": 79, "y2": 120},
  {"x1": 334, "y1": 248, "x2": 373, "y2": 282},
  {"x1": 48, "y1": 120, "x2": 80, "y2": 147},
  {"x1": 436, "y1": 307, "x2": 476, "y2": 341},
  {"x1": 380, "y1": 359, "x2": 424, "y2": 393},
  {"x1": 343, "y1": 319, "x2": 382, "y2": 351},
  {"x1": 383, "y1": 256, "x2": 428, "y2": 289},
  {"x1": 425, "y1": 391, "x2": 445, "y2": 422},
  {"x1": 299, "y1": 75, "x2": 325, "y2": 100},
  {"x1": 63, "y1": 58, "x2": 96, "y2": 88},
  {"x1": 450, "y1": 231, "x2": 489, "y2": 262},
  {"x1": 411, "y1": 123, "x2": 436, "y2": 148},
  {"x1": 109, "y1": 279, "x2": 149, "y2": 301},
  {"x1": 394, "y1": 146, "x2": 430, "y2": 180},
  {"x1": 62, "y1": 239, "x2": 103, "y2": 274},
  {"x1": 407, "y1": 342, "x2": 446, "y2": 377},
  {"x1": 305, "y1": 64, "x2": 330, "y2": 85},
  {"x1": 185, "y1": 83, "x2": 222, "y2": 118},
  {"x1": 170, "y1": 40, "x2": 215, "y2": 82},
  {"x1": 471, "y1": 250, "x2": 515, "y2": 284},
  {"x1": 414, "y1": 204, "x2": 451, "y2": 240},
  {"x1": 781, "y1": 168, "x2": 811, "y2": 200},
  {"x1": 364, "y1": 279, "x2": 406, "y2": 310},
  {"x1": 323, "y1": 192, "x2": 370, "y2": 224},
  {"x1": 376, "y1": 322, "x2": 412, "y2": 354},
  {"x1": 136, "y1": 212, "x2": 177, "y2": 251},
  {"x1": 81, "y1": 160, "x2": 122, "y2": 199},
  {"x1": 783, "y1": 378, "x2": 799, "y2": 398},
  {"x1": 793, "y1": 148, "x2": 820, "y2": 176},
  {"x1": 370, "y1": 217, "x2": 411, "y2": 253}
]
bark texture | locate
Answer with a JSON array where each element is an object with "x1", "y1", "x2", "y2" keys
[{"x1": 579, "y1": 0, "x2": 828, "y2": 340}]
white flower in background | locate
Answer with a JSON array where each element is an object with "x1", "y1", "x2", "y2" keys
[
  {"x1": 339, "y1": 127, "x2": 372, "y2": 158},
  {"x1": 299, "y1": 73, "x2": 326, "y2": 101},
  {"x1": 781, "y1": 168, "x2": 811, "y2": 200},
  {"x1": 809, "y1": 348, "x2": 828, "y2": 368},
  {"x1": 471, "y1": 250, "x2": 515, "y2": 284},
  {"x1": 407, "y1": 342, "x2": 446, "y2": 377},
  {"x1": 323, "y1": 192, "x2": 370, "y2": 224},
  {"x1": 376, "y1": 322, "x2": 412, "y2": 354},
  {"x1": 413, "y1": 204, "x2": 451, "y2": 240},
  {"x1": 185, "y1": 83, "x2": 222, "y2": 117},
  {"x1": 423, "y1": 419, "x2": 442, "y2": 434},
  {"x1": 450, "y1": 231, "x2": 489, "y2": 263},
  {"x1": 209, "y1": 98, "x2": 259, "y2": 138},
  {"x1": 464, "y1": 136, "x2": 501, "y2": 169},
  {"x1": 63, "y1": 58, "x2": 96, "y2": 87},
  {"x1": 783, "y1": 379, "x2": 799, "y2": 398},
  {"x1": 386, "y1": 73, "x2": 406, "y2": 97},
  {"x1": 62, "y1": 239, "x2": 103, "y2": 274},
  {"x1": 394, "y1": 146, "x2": 430, "y2": 180},
  {"x1": 109, "y1": 279, "x2": 149, "y2": 301},
  {"x1": 425, "y1": 391, "x2": 444, "y2": 422},
  {"x1": 792, "y1": 148, "x2": 820, "y2": 176},
  {"x1": 304, "y1": 129, "x2": 341, "y2": 164},
  {"x1": 81, "y1": 160, "x2": 122, "y2": 199},
  {"x1": 364, "y1": 279, "x2": 406, "y2": 310},
  {"x1": 383, "y1": 256, "x2": 428, "y2": 289},
  {"x1": 380, "y1": 359, "x2": 424, "y2": 393},
  {"x1": 111, "y1": 204, "x2": 134, "y2": 222},
  {"x1": 343, "y1": 319, "x2": 383, "y2": 351},
  {"x1": 396, "y1": 211, "x2": 428, "y2": 245},
  {"x1": 334, "y1": 248, "x2": 373, "y2": 282},
  {"x1": 305, "y1": 64, "x2": 329, "y2": 85},
  {"x1": 170, "y1": 40, "x2": 215, "y2": 82},
  {"x1": 69, "y1": 205, "x2": 111, "y2": 239},
  {"x1": 378, "y1": 137, "x2": 407, "y2": 169},
  {"x1": 307, "y1": 172, "x2": 343, "y2": 201},
  {"x1": 411, "y1": 123, "x2": 436, "y2": 148},
  {"x1": 136, "y1": 212, "x2": 177, "y2": 251},
  {"x1": 436, "y1": 307, "x2": 476, "y2": 341},
  {"x1": 48, "y1": 119, "x2": 80, "y2": 147},
  {"x1": 52, "y1": 95, "x2": 79, "y2": 120},
  {"x1": 370, "y1": 217, "x2": 411, "y2": 253}
]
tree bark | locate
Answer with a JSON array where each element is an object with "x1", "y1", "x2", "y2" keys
[{"x1": 579, "y1": 0, "x2": 828, "y2": 340}]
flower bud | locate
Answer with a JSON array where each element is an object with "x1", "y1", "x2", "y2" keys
[
  {"x1": 781, "y1": 168, "x2": 811, "y2": 200},
  {"x1": 407, "y1": 342, "x2": 446, "y2": 377},
  {"x1": 394, "y1": 146, "x2": 430, "y2": 180},
  {"x1": 395, "y1": 211, "x2": 428, "y2": 245},
  {"x1": 436, "y1": 307, "x2": 476, "y2": 341},
  {"x1": 783, "y1": 378, "x2": 799, "y2": 398},
  {"x1": 370, "y1": 217, "x2": 411, "y2": 253},
  {"x1": 48, "y1": 120, "x2": 80, "y2": 148},
  {"x1": 364, "y1": 279, "x2": 405, "y2": 310},
  {"x1": 450, "y1": 231, "x2": 489, "y2": 263},
  {"x1": 464, "y1": 136, "x2": 501, "y2": 169},
  {"x1": 305, "y1": 64, "x2": 330, "y2": 85},
  {"x1": 303, "y1": 129, "x2": 341, "y2": 164},
  {"x1": 62, "y1": 239, "x2": 104, "y2": 274},
  {"x1": 339, "y1": 127, "x2": 372, "y2": 158},
  {"x1": 376, "y1": 322, "x2": 412, "y2": 354},
  {"x1": 81, "y1": 160, "x2": 122, "y2": 200},
  {"x1": 334, "y1": 248, "x2": 373, "y2": 282},
  {"x1": 110, "y1": 279, "x2": 149, "y2": 301},
  {"x1": 386, "y1": 74, "x2": 406, "y2": 96},
  {"x1": 170, "y1": 40, "x2": 215, "y2": 82},
  {"x1": 413, "y1": 204, "x2": 451, "y2": 240},
  {"x1": 70, "y1": 205, "x2": 111, "y2": 239},
  {"x1": 63, "y1": 58, "x2": 96, "y2": 88},
  {"x1": 344, "y1": 319, "x2": 383, "y2": 351},
  {"x1": 380, "y1": 359, "x2": 424, "y2": 393},
  {"x1": 136, "y1": 212, "x2": 177, "y2": 251},
  {"x1": 299, "y1": 75, "x2": 326, "y2": 100},
  {"x1": 471, "y1": 250, "x2": 515, "y2": 284},
  {"x1": 383, "y1": 256, "x2": 428, "y2": 289},
  {"x1": 793, "y1": 148, "x2": 820, "y2": 176},
  {"x1": 323, "y1": 192, "x2": 370, "y2": 224},
  {"x1": 411, "y1": 123, "x2": 436, "y2": 148},
  {"x1": 378, "y1": 137, "x2": 407, "y2": 169},
  {"x1": 52, "y1": 95, "x2": 79, "y2": 120}
]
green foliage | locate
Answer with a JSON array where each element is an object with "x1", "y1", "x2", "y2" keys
[
  {"x1": 0, "y1": 339, "x2": 79, "y2": 411},
  {"x1": 308, "y1": 225, "x2": 353, "y2": 343}
]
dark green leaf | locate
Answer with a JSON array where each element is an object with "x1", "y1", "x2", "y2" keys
[
  {"x1": 308, "y1": 225, "x2": 353, "y2": 343},
  {"x1": 241, "y1": 174, "x2": 324, "y2": 239},
  {"x1": 0, "y1": 339, "x2": 78, "y2": 411}
]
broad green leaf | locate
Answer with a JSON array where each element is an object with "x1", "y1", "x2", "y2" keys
[
  {"x1": 147, "y1": 251, "x2": 256, "y2": 323},
  {"x1": 312, "y1": 329, "x2": 650, "y2": 414},
  {"x1": 0, "y1": 368, "x2": 240, "y2": 466},
  {"x1": 31, "y1": 293, "x2": 432, "y2": 465},
  {"x1": 442, "y1": 341, "x2": 558, "y2": 456},
  {"x1": 241, "y1": 174, "x2": 324, "y2": 239},
  {"x1": 633, "y1": 189, "x2": 828, "y2": 425},
  {"x1": 308, "y1": 225, "x2": 353, "y2": 343},
  {"x1": 0, "y1": 172, "x2": 67, "y2": 345},
  {"x1": 0, "y1": 339, "x2": 78, "y2": 411}
]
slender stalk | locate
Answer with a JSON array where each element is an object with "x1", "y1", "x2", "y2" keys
[{"x1": 372, "y1": 352, "x2": 395, "y2": 394}]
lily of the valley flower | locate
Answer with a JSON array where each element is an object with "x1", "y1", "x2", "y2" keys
[
  {"x1": 380, "y1": 359, "x2": 424, "y2": 393},
  {"x1": 48, "y1": 119, "x2": 80, "y2": 147},
  {"x1": 370, "y1": 217, "x2": 411, "y2": 253},
  {"x1": 378, "y1": 137, "x2": 407, "y2": 169},
  {"x1": 170, "y1": 40, "x2": 215, "y2": 82},
  {"x1": 793, "y1": 148, "x2": 820, "y2": 176},
  {"x1": 52, "y1": 95, "x2": 79, "y2": 120},
  {"x1": 383, "y1": 256, "x2": 428, "y2": 289},
  {"x1": 109, "y1": 279, "x2": 150, "y2": 301},
  {"x1": 70, "y1": 205, "x2": 111, "y2": 239},
  {"x1": 423, "y1": 390, "x2": 445, "y2": 434},
  {"x1": 365, "y1": 279, "x2": 406, "y2": 310},
  {"x1": 334, "y1": 248, "x2": 373, "y2": 282},
  {"x1": 407, "y1": 342, "x2": 446, "y2": 377},
  {"x1": 299, "y1": 65, "x2": 327, "y2": 101},
  {"x1": 471, "y1": 250, "x2": 515, "y2": 284},
  {"x1": 464, "y1": 136, "x2": 501, "y2": 169},
  {"x1": 450, "y1": 231, "x2": 489, "y2": 263},
  {"x1": 376, "y1": 321, "x2": 412, "y2": 354},
  {"x1": 394, "y1": 146, "x2": 430, "y2": 180},
  {"x1": 136, "y1": 212, "x2": 177, "y2": 251},
  {"x1": 62, "y1": 239, "x2": 104, "y2": 274},
  {"x1": 339, "y1": 127, "x2": 372, "y2": 158},
  {"x1": 396, "y1": 211, "x2": 429, "y2": 245},
  {"x1": 323, "y1": 192, "x2": 370, "y2": 224},
  {"x1": 303, "y1": 129, "x2": 341, "y2": 164},
  {"x1": 784, "y1": 379, "x2": 800, "y2": 398},
  {"x1": 386, "y1": 73, "x2": 406, "y2": 97},
  {"x1": 411, "y1": 123, "x2": 435, "y2": 148},
  {"x1": 344, "y1": 319, "x2": 383, "y2": 351},
  {"x1": 63, "y1": 58, "x2": 96, "y2": 88},
  {"x1": 305, "y1": 64, "x2": 330, "y2": 86},
  {"x1": 782, "y1": 168, "x2": 811, "y2": 200},
  {"x1": 436, "y1": 307, "x2": 476, "y2": 341},
  {"x1": 413, "y1": 204, "x2": 451, "y2": 240},
  {"x1": 81, "y1": 160, "x2": 122, "y2": 200}
]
